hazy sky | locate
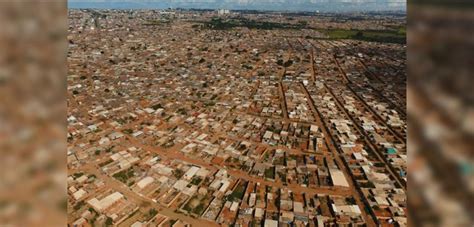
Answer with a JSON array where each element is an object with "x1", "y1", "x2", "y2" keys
[{"x1": 68, "y1": 0, "x2": 406, "y2": 12}]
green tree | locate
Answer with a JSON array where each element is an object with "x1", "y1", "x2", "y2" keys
[{"x1": 105, "y1": 217, "x2": 113, "y2": 226}]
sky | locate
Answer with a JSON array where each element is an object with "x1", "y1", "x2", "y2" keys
[{"x1": 68, "y1": 0, "x2": 407, "y2": 12}]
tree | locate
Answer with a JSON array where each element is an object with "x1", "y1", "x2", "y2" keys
[
  {"x1": 297, "y1": 20, "x2": 308, "y2": 27},
  {"x1": 283, "y1": 60, "x2": 294, "y2": 67},
  {"x1": 105, "y1": 217, "x2": 113, "y2": 226},
  {"x1": 151, "y1": 103, "x2": 163, "y2": 110},
  {"x1": 277, "y1": 59, "x2": 284, "y2": 66},
  {"x1": 148, "y1": 208, "x2": 158, "y2": 218}
]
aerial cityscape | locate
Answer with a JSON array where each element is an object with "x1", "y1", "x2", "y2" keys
[{"x1": 67, "y1": 8, "x2": 406, "y2": 227}]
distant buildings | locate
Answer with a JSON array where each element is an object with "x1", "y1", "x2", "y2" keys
[{"x1": 217, "y1": 9, "x2": 230, "y2": 15}]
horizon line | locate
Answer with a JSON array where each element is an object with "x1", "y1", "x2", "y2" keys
[{"x1": 68, "y1": 1, "x2": 406, "y2": 13}]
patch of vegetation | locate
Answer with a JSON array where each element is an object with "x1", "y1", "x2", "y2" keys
[
  {"x1": 374, "y1": 162, "x2": 385, "y2": 167},
  {"x1": 89, "y1": 215, "x2": 97, "y2": 225},
  {"x1": 173, "y1": 169, "x2": 185, "y2": 179},
  {"x1": 105, "y1": 146, "x2": 115, "y2": 153},
  {"x1": 273, "y1": 157, "x2": 285, "y2": 166},
  {"x1": 345, "y1": 197, "x2": 357, "y2": 205},
  {"x1": 250, "y1": 219, "x2": 259, "y2": 227},
  {"x1": 279, "y1": 173, "x2": 287, "y2": 182},
  {"x1": 228, "y1": 182, "x2": 247, "y2": 202},
  {"x1": 117, "y1": 118, "x2": 127, "y2": 125},
  {"x1": 113, "y1": 168, "x2": 135, "y2": 183},
  {"x1": 263, "y1": 152, "x2": 270, "y2": 161},
  {"x1": 122, "y1": 128, "x2": 133, "y2": 134},
  {"x1": 73, "y1": 172, "x2": 84, "y2": 179},
  {"x1": 302, "y1": 174, "x2": 309, "y2": 185},
  {"x1": 190, "y1": 176, "x2": 203, "y2": 185},
  {"x1": 264, "y1": 167, "x2": 275, "y2": 179},
  {"x1": 177, "y1": 108, "x2": 187, "y2": 115},
  {"x1": 146, "y1": 208, "x2": 158, "y2": 220},
  {"x1": 313, "y1": 28, "x2": 406, "y2": 44},
  {"x1": 73, "y1": 201, "x2": 85, "y2": 211},
  {"x1": 182, "y1": 196, "x2": 208, "y2": 216},
  {"x1": 170, "y1": 219, "x2": 177, "y2": 225},
  {"x1": 105, "y1": 217, "x2": 113, "y2": 226},
  {"x1": 99, "y1": 159, "x2": 113, "y2": 167},
  {"x1": 182, "y1": 200, "x2": 193, "y2": 213},
  {"x1": 193, "y1": 202, "x2": 206, "y2": 215},
  {"x1": 359, "y1": 181, "x2": 376, "y2": 188},
  {"x1": 201, "y1": 17, "x2": 309, "y2": 30},
  {"x1": 151, "y1": 103, "x2": 163, "y2": 110},
  {"x1": 143, "y1": 19, "x2": 171, "y2": 26},
  {"x1": 88, "y1": 207, "x2": 97, "y2": 214},
  {"x1": 242, "y1": 64, "x2": 253, "y2": 70},
  {"x1": 204, "y1": 101, "x2": 215, "y2": 107},
  {"x1": 385, "y1": 25, "x2": 406, "y2": 35},
  {"x1": 277, "y1": 59, "x2": 294, "y2": 67}
]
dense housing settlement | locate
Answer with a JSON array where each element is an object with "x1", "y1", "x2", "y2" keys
[{"x1": 67, "y1": 9, "x2": 406, "y2": 227}]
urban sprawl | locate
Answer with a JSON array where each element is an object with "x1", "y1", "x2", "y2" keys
[{"x1": 68, "y1": 9, "x2": 406, "y2": 227}]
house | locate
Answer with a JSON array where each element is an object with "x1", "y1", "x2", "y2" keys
[
  {"x1": 137, "y1": 176, "x2": 154, "y2": 189},
  {"x1": 329, "y1": 168, "x2": 349, "y2": 187},
  {"x1": 108, "y1": 132, "x2": 124, "y2": 140},
  {"x1": 87, "y1": 192, "x2": 124, "y2": 212},
  {"x1": 264, "y1": 219, "x2": 278, "y2": 227}
]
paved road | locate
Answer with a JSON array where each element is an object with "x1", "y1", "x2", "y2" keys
[{"x1": 278, "y1": 81, "x2": 289, "y2": 120}]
